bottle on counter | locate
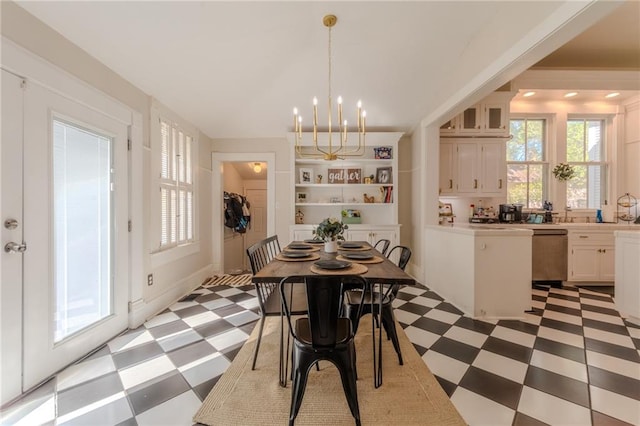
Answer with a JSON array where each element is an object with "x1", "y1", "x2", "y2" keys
[
  {"x1": 596, "y1": 209, "x2": 603, "y2": 223},
  {"x1": 469, "y1": 204, "x2": 475, "y2": 217}
]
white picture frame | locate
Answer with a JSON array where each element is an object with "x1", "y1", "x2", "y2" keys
[
  {"x1": 299, "y1": 168, "x2": 313, "y2": 184},
  {"x1": 296, "y1": 192, "x2": 308, "y2": 203}
]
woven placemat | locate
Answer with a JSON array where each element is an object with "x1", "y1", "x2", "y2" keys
[
  {"x1": 310, "y1": 263, "x2": 368, "y2": 275},
  {"x1": 337, "y1": 245, "x2": 371, "y2": 251},
  {"x1": 275, "y1": 253, "x2": 320, "y2": 262},
  {"x1": 283, "y1": 246, "x2": 321, "y2": 252},
  {"x1": 336, "y1": 255, "x2": 384, "y2": 264}
]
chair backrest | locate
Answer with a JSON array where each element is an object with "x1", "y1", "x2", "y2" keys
[
  {"x1": 373, "y1": 239, "x2": 391, "y2": 256},
  {"x1": 386, "y1": 245, "x2": 411, "y2": 271},
  {"x1": 280, "y1": 275, "x2": 367, "y2": 349},
  {"x1": 246, "y1": 235, "x2": 281, "y2": 274}
]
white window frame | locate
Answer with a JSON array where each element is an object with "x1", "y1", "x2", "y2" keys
[
  {"x1": 564, "y1": 115, "x2": 610, "y2": 210},
  {"x1": 507, "y1": 116, "x2": 550, "y2": 209},
  {"x1": 150, "y1": 99, "x2": 199, "y2": 266}
]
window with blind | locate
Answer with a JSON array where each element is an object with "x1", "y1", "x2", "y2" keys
[
  {"x1": 566, "y1": 118, "x2": 608, "y2": 209},
  {"x1": 159, "y1": 118, "x2": 195, "y2": 249},
  {"x1": 507, "y1": 118, "x2": 548, "y2": 208}
]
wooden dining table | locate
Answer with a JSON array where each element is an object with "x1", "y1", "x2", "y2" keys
[{"x1": 251, "y1": 241, "x2": 416, "y2": 388}]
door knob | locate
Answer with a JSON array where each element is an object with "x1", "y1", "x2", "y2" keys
[
  {"x1": 4, "y1": 219, "x2": 19, "y2": 230},
  {"x1": 4, "y1": 242, "x2": 27, "y2": 253}
]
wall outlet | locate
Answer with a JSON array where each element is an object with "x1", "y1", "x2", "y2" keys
[{"x1": 147, "y1": 274, "x2": 153, "y2": 286}]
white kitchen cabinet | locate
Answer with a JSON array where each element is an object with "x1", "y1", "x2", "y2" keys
[
  {"x1": 439, "y1": 140, "x2": 506, "y2": 197},
  {"x1": 568, "y1": 231, "x2": 615, "y2": 282},
  {"x1": 289, "y1": 224, "x2": 399, "y2": 248},
  {"x1": 439, "y1": 93, "x2": 512, "y2": 137},
  {"x1": 345, "y1": 226, "x2": 399, "y2": 247},
  {"x1": 480, "y1": 142, "x2": 506, "y2": 194},
  {"x1": 439, "y1": 142, "x2": 455, "y2": 195},
  {"x1": 291, "y1": 227, "x2": 315, "y2": 242}
]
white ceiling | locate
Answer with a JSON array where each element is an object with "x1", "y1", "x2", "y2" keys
[{"x1": 14, "y1": 1, "x2": 640, "y2": 140}]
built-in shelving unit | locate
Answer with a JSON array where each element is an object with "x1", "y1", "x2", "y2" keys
[{"x1": 288, "y1": 132, "x2": 403, "y2": 243}]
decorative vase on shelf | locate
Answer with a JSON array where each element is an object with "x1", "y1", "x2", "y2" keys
[{"x1": 324, "y1": 240, "x2": 338, "y2": 253}]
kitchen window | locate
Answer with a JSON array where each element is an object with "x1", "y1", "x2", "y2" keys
[
  {"x1": 150, "y1": 100, "x2": 199, "y2": 262},
  {"x1": 507, "y1": 118, "x2": 548, "y2": 208},
  {"x1": 565, "y1": 118, "x2": 607, "y2": 209}
]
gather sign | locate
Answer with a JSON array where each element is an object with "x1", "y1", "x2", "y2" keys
[{"x1": 328, "y1": 168, "x2": 361, "y2": 184}]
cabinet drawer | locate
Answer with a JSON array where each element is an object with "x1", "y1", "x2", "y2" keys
[{"x1": 569, "y1": 232, "x2": 614, "y2": 246}]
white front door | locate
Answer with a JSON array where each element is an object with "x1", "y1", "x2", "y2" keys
[
  {"x1": 1, "y1": 70, "x2": 26, "y2": 402},
  {"x1": 18, "y1": 79, "x2": 130, "y2": 390}
]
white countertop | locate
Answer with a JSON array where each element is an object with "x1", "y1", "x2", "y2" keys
[
  {"x1": 430, "y1": 223, "x2": 533, "y2": 236},
  {"x1": 614, "y1": 230, "x2": 640, "y2": 239},
  {"x1": 442, "y1": 222, "x2": 639, "y2": 231}
]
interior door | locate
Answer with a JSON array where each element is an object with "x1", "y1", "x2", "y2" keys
[
  {"x1": 244, "y1": 188, "x2": 267, "y2": 269},
  {"x1": 21, "y1": 80, "x2": 130, "y2": 390}
]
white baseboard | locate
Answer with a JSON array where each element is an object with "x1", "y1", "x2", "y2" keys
[
  {"x1": 406, "y1": 262, "x2": 423, "y2": 286},
  {"x1": 128, "y1": 264, "x2": 213, "y2": 328}
]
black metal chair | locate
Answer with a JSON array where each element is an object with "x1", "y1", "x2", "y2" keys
[
  {"x1": 247, "y1": 236, "x2": 307, "y2": 371},
  {"x1": 373, "y1": 238, "x2": 391, "y2": 256},
  {"x1": 343, "y1": 245, "x2": 412, "y2": 365},
  {"x1": 280, "y1": 275, "x2": 367, "y2": 426}
]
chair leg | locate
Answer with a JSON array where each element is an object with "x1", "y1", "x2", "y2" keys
[
  {"x1": 335, "y1": 348, "x2": 361, "y2": 426},
  {"x1": 289, "y1": 349, "x2": 314, "y2": 425},
  {"x1": 251, "y1": 316, "x2": 266, "y2": 370},
  {"x1": 381, "y1": 307, "x2": 403, "y2": 365}
]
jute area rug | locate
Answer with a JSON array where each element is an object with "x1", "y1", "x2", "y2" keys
[
  {"x1": 193, "y1": 315, "x2": 466, "y2": 425},
  {"x1": 202, "y1": 274, "x2": 253, "y2": 288}
]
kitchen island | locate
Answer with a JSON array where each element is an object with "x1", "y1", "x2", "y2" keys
[
  {"x1": 424, "y1": 224, "x2": 533, "y2": 319},
  {"x1": 425, "y1": 222, "x2": 639, "y2": 320}
]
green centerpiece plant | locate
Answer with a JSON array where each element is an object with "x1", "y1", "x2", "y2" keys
[{"x1": 313, "y1": 217, "x2": 348, "y2": 241}]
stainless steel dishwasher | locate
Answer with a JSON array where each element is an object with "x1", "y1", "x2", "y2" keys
[{"x1": 532, "y1": 229, "x2": 568, "y2": 285}]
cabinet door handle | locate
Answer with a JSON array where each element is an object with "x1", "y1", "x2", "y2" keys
[
  {"x1": 474, "y1": 179, "x2": 478, "y2": 189},
  {"x1": 579, "y1": 235, "x2": 589, "y2": 239},
  {"x1": 498, "y1": 179, "x2": 502, "y2": 189},
  {"x1": 602, "y1": 249, "x2": 606, "y2": 253},
  {"x1": 449, "y1": 179, "x2": 453, "y2": 189},
  {"x1": 597, "y1": 249, "x2": 602, "y2": 253}
]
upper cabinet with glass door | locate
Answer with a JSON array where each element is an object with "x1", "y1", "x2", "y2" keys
[{"x1": 440, "y1": 92, "x2": 514, "y2": 136}]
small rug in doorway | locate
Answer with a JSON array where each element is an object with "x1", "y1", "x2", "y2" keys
[
  {"x1": 202, "y1": 274, "x2": 253, "y2": 288},
  {"x1": 193, "y1": 316, "x2": 465, "y2": 425}
]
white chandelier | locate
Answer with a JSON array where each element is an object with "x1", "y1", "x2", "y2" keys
[{"x1": 293, "y1": 14, "x2": 366, "y2": 161}]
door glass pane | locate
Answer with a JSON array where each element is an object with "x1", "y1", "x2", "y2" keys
[
  {"x1": 53, "y1": 120, "x2": 112, "y2": 342},
  {"x1": 463, "y1": 108, "x2": 476, "y2": 129},
  {"x1": 487, "y1": 107, "x2": 501, "y2": 129}
]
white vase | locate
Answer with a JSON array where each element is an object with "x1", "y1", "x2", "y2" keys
[{"x1": 324, "y1": 240, "x2": 338, "y2": 253}]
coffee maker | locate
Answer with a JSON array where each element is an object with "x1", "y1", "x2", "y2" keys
[{"x1": 499, "y1": 204, "x2": 523, "y2": 223}]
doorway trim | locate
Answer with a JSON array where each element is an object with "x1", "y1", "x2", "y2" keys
[{"x1": 211, "y1": 152, "x2": 275, "y2": 274}]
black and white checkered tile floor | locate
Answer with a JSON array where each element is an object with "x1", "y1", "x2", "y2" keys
[{"x1": 3, "y1": 283, "x2": 639, "y2": 425}]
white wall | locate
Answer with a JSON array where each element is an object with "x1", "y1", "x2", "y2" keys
[{"x1": 1, "y1": 2, "x2": 215, "y2": 327}]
